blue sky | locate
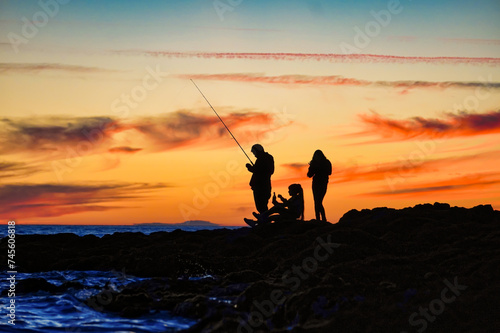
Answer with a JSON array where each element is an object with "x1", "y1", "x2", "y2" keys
[{"x1": 2, "y1": 0, "x2": 499, "y2": 55}]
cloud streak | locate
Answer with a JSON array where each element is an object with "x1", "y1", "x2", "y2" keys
[
  {"x1": 277, "y1": 150, "x2": 500, "y2": 187},
  {"x1": 0, "y1": 161, "x2": 42, "y2": 179},
  {"x1": 365, "y1": 172, "x2": 500, "y2": 197},
  {"x1": 113, "y1": 50, "x2": 500, "y2": 65},
  {"x1": 0, "y1": 116, "x2": 121, "y2": 155},
  {"x1": 108, "y1": 146, "x2": 143, "y2": 154},
  {"x1": 0, "y1": 63, "x2": 120, "y2": 75},
  {"x1": 357, "y1": 111, "x2": 500, "y2": 141},
  {"x1": 132, "y1": 110, "x2": 279, "y2": 151},
  {"x1": 180, "y1": 73, "x2": 500, "y2": 90},
  {"x1": 0, "y1": 182, "x2": 168, "y2": 219}
]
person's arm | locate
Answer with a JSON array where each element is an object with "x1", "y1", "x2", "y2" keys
[
  {"x1": 247, "y1": 157, "x2": 263, "y2": 173},
  {"x1": 272, "y1": 192, "x2": 279, "y2": 205},
  {"x1": 278, "y1": 194, "x2": 287, "y2": 204},
  {"x1": 307, "y1": 164, "x2": 314, "y2": 178},
  {"x1": 269, "y1": 155, "x2": 275, "y2": 175}
]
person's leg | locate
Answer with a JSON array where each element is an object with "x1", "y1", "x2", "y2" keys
[
  {"x1": 267, "y1": 207, "x2": 297, "y2": 222},
  {"x1": 253, "y1": 188, "x2": 270, "y2": 214},
  {"x1": 255, "y1": 205, "x2": 285, "y2": 223},
  {"x1": 318, "y1": 183, "x2": 328, "y2": 221},
  {"x1": 312, "y1": 187, "x2": 321, "y2": 220},
  {"x1": 253, "y1": 190, "x2": 268, "y2": 214},
  {"x1": 313, "y1": 182, "x2": 328, "y2": 221}
]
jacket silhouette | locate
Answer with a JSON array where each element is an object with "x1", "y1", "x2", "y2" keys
[{"x1": 246, "y1": 144, "x2": 274, "y2": 213}]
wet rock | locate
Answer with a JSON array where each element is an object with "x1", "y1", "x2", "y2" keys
[{"x1": 13, "y1": 278, "x2": 58, "y2": 294}]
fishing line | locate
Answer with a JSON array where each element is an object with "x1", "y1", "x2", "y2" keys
[{"x1": 191, "y1": 79, "x2": 254, "y2": 166}]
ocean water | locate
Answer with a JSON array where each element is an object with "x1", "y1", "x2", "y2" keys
[
  {"x1": 0, "y1": 225, "x2": 240, "y2": 332},
  {"x1": 0, "y1": 270, "x2": 197, "y2": 333},
  {"x1": 1, "y1": 224, "x2": 240, "y2": 238}
]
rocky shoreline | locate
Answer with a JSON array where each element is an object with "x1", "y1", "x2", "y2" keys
[{"x1": 2, "y1": 203, "x2": 499, "y2": 332}]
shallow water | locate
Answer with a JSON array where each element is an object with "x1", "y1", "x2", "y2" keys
[{"x1": 0, "y1": 270, "x2": 196, "y2": 333}]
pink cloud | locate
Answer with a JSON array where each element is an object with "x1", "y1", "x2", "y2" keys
[
  {"x1": 357, "y1": 111, "x2": 500, "y2": 141},
  {"x1": 112, "y1": 50, "x2": 500, "y2": 65},
  {"x1": 0, "y1": 182, "x2": 168, "y2": 219}
]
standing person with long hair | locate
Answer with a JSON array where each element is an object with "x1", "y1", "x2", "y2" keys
[{"x1": 307, "y1": 150, "x2": 332, "y2": 222}]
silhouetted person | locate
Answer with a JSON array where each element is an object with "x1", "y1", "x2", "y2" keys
[
  {"x1": 307, "y1": 150, "x2": 332, "y2": 221},
  {"x1": 245, "y1": 184, "x2": 304, "y2": 226},
  {"x1": 246, "y1": 144, "x2": 274, "y2": 214}
]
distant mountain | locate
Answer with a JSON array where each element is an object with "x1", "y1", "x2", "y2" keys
[
  {"x1": 134, "y1": 220, "x2": 219, "y2": 226},
  {"x1": 175, "y1": 220, "x2": 219, "y2": 226}
]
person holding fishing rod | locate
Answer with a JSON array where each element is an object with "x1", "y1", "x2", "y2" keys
[
  {"x1": 246, "y1": 144, "x2": 274, "y2": 214},
  {"x1": 190, "y1": 80, "x2": 275, "y2": 217}
]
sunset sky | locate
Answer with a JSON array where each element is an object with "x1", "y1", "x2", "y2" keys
[{"x1": 1, "y1": 0, "x2": 499, "y2": 225}]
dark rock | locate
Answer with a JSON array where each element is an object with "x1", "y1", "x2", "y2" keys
[
  {"x1": 173, "y1": 295, "x2": 208, "y2": 318},
  {"x1": 13, "y1": 278, "x2": 58, "y2": 294},
  {"x1": 224, "y1": 270, "x2": 262, "y2": 284},
  {"x1": 1, "y1": 203, "x2": 499, "y2": 332}
]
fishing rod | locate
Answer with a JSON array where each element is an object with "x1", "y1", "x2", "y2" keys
[{"x1": 190, "y1": 79, "x2": 254, "y2": 166}]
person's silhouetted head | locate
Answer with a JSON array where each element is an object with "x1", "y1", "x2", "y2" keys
[
  {"x1": 312, "y1": 149, "x2": 327, "y2": 162},
  {"x1": 288, "y1": 183, "x2": 303, "y2": 197},
  {"x1": 251, "y1": 144, "x2": 265, "y2": 157}
]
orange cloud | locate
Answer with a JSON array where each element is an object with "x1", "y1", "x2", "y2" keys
[
  {"x1": 0, "y1": 110, "x2": 287, "y2": 158},
  {"x1": 271, "y1": 163, "x2": 310, "y2": 187},
  {"x1": 131, "y1": 110, "x2": 280, "y2": 152},
  {"x1": 0, "y1": 182, "x2": 168, "y2": 219},
  {"x1": 0, "y1": 161, "x2": 43, "y2": 179},
  {"x1": 277, "y1": 151, "x2": 500, "y2": 188},
  {"x1": 364, "y1": 172, "x2": 500, "y2": 197},
  {"x1": 277, "y1": 160, "x2": 420, "y2": 187},
  {"x1": 357, "y1": 111, "x2": 500, "y2": 141},
  {"x1": 0, "y1": 116, "x2": 123, "y2": 155}
]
